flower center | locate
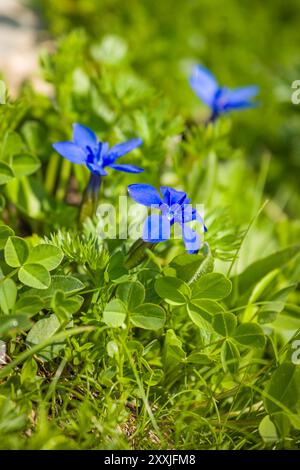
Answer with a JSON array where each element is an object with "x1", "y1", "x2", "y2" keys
[
  {"x1": 160, "y1": 203, "x2": 182, "y2": 222},
  {"x1": 86, "y1": 142, "x2": 103, "y2": 165}
]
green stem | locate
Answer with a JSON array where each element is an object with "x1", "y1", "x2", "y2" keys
[
  {"x1": 124, "y1": 238, "x2": 156, "y2": 270},
  {"x1": 0, "y1": 326, "x2": 95, "y2": 379},
  {"x1": 205, "y1": 150, "x2": 217, "y2": 207},
  {"x1": 227, "y1": 199, "x2": 269, "y2": 278},
  {"x1": 79, "y1": 173, "x2": 102, "y2": 226},
  {"x1": 56, "y1": 159, "x2": 72, "y2": 202},
  {"x1": 45, "y1": 153, "x2": 60, "y2": 195},
  {"x1": 119, "y1": 337, "x2": 162, "y2": 438}
]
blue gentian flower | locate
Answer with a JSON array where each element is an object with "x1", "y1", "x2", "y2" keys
[
  {"x1": 190, "y1": 65, "x2": 258, "y2": 120},
  {"x1": 128, "y1": 184, "x2": 207, "y2": 254},
  {"x1": 53, "y1": 123, "x2": 144, "y2": 176}
]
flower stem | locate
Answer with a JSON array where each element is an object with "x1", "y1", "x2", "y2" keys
[
  {"x1": 124, "y1": 238, "x2": 156, "y2": 269},
  {"x1": 45, "y1": 153, "x2": 60, "y2": 195},
  {"x1": 79, "y1": 173, "x2": 102, "y2": 226},
  {"x1": 206, "y1": 110, "x2": 218, "y2": 125},
  {"x1": 56, "y1": 159, "x2": 71, "y2": 201}
]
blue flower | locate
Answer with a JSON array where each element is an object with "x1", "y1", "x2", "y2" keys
[
  {"x1": 190, "y1": 65, "x2": 258, "y2": 120},
  {"x1": 53, "y1": 123, "x2": 144, "y2": 176},
  {"x1": 128, "y1": 184, "x2": 207, "y2": 254}
]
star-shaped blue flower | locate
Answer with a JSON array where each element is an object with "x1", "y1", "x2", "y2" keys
[
  {"x1": 190, "y1": 65, "x2": 258, "y2": 120},
  {"x1": 128, "y1": 184, "x2": 207, "y2": 254},
  {"x1": 53, "y1": 123, "x2": 144, "y2": 176}
]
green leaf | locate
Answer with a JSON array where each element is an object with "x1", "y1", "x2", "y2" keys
[
  {"x1": 4, "y1": 236, "x2": 29, "y2": 267},
  {"x1": 45, "y1": 275, "x2": 84, "y2": 295},
  {"x1": 0, "y1": 225, "x2": 14, "y2": 250},
  {"x1": 0, "y1": 161, "x2": 14, "y2": 185},
  {"x1": 0, "y1": 195, "x2": 5, "y2": 211},
  {"x1": 233, "y1": 323, "x2": 265, "y2": 348},
  {"x1": 21, "y1": 120, "x2": 47, "y2": 152},
  {"x1": 106, "y1": 340, "x2": 119, "y2": 358},
  {"x1": 189, "y1": 299, "x2": 224, "y2": 322},
  {"x1": 26, "y1": 314, "x2": 64, "y2": 361},
  {"x1": 130, "y1": 303, "x2": 166, "y2": 330},
  {"x1": 191, "y1": 272, "x2": 232, "y2": 300},
  {"x1": 73, "y1": 68, "x2": 90, "y2": 94},
  {"x1": 187, "y1": 305, "x2": 212, "y2": 332},
  {"x1": 20, "y1": 358, "x2": 38, "y2": 385},
  {"x1": 248, "y1": 269, "x2": 280, "y2": 305},
  {"x1": 0, "y1": 315, "x2": 32, "y2": 335},
  {"x1": 186, "y1": 351, "x2": 213, "y2": 365},
  {"x1": 265, "y1": 363, "x2": 300, "y2": 429},
  {"x1": 212, "y1": 312, "x2": 237, "y2": 337},
  {"x1": 5, "y1": 177, "x2": 43, "y2": 219},
  {"x1": 128, "y1": 340, "x2": 144, "y2": 355},
  {"x1": 12, "y1": 153, "x2": 40, "y2": 177},
  {"x1": 14, "y1": 295, "x2": 43, "y2": 317},
  {"x1": 51, "y1": 290, "x2": 83, "y2": 323},
  {"x1": 107, "y1": 251, "x2": 127, "y2": 280},
  {"x1": 271, "y1": 413, "x2": 291, "y2": 438},
  {"x1": 1, "y1": 131, "x2": 23, "y2": 158},
  {"x1": 155, "y1": 276, "x2": 190, "y2": 305},
  {"x1": 103, "y1": 299, "x2": 127, "y2": 327},
  {"x1": 91, "y1": 35, "x2": 128, "y2": 65},
  {"x1": 124, "y1": 239, "x2": 154, "y2": 269},
  {"x1": 232, "y1": 245, "x2": 300, "y2": 295},
  {"x1": 270, "y1": 284, "x2": 297, "y2": 303},
  {"x1": 257, "y1": 284, "x2": 296, "y2": 324},
  {"x1": 27, "y1": 244, "x2": 63, "y2": 271},
  {"x1": 0, "y1": 279, "x2": 17, "y2": 314},
  {"x1": 221, "y1": 339, "x2": 240, "y2": 374},
  {"x1": 23, "y1": 275, "x2": 84, "y2": 301},
  {"x1": 259, "y1": 416, "x2": 279, "y2": 444},
  {"x1": 18, "y1": 264, "x2": 51, "y2": 289},
  {"x1": 258, "y1": 301, "x2": 285, "y2": 324},
  {"x1": 163, "y1": 329, "x2": 186, "y2": 385},
  {"x1": 116, "y1": 281, "x2": 145, "y2": 310},
  {"x1": 169, "y1": 251, "x2": 214, "y2": 283},
  {"x1": 144, "y1": 368, "x2": 164, "y2": 386}
]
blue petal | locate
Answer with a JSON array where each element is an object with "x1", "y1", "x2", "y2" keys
[
  {"x1": 226, "y1": 85, "x2": 259, "y2": 102},
  {"x1": 175, "y1": 206, "x2": 208, "y2": 231},
  {"x1": 109, "y1": 163, "x2": 144, "y2": 173},
  {"x1": 142, "y1": 214, "x2": 170, "y2": 243},
  {"x1": 107, "y1": 138, "x2": 143, "y2": 161},
  {"x1": 72, "y1": 123, "x2": 98, "y2": 149},
  {"x1": 86, "y1": 162, "x2": 107, "y2": 176},
  {"x1": 102, "y1": 143, "x2": 115, "y2": 166},
  {"x1": 128, "y1": 184, "x2": 162, "y2": 207},
  {"x1": 219, "y1": 86, "x2": 259, "y2": 111},
  {"x1": 52, "y1": 142, "x2": 87, "y2": 164},
  {"x1": 189, "y1": 65, "x2": 219, "y2": 107},
  {"x1": 194, "y1": 210, "x2": 208, "y2": 232},
  {"x1": 101, "y1": 142, "x2": 109, "y2": 157},
  {"x1": 160, "y1": 186, "x2": 187, "y2": 206},
  {"x1": 181, "y1": 224, "x2": 201, "y2": 254}
]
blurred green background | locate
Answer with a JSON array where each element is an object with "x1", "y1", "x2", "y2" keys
[{"x1": 31, "y1": 0, "x2": 300, "y2": 214}]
